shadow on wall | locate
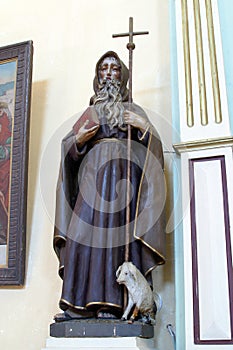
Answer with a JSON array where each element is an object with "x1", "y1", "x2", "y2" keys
[{"x1": 26, "y1": 80, "x2": 48, "y2": 281}]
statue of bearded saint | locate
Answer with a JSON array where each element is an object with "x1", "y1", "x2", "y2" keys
[{"x1": 53, "y1": 51, "x2": 166, "y2": 321}]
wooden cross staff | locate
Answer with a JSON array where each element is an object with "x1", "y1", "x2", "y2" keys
[
  {"x1": 112, "y1": 17, "x2": 149, "y2": 104},
  {"x1": 112, "y1": 18, "x2": 149, "y2": 264}
]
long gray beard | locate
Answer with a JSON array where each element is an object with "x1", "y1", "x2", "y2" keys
[{"x1": 93, "y1": 79, "x2": 126, "y2": 130}]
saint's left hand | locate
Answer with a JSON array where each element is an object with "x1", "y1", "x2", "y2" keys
[{"x1": 124, "y1": 110, "x2": 148, "y2": 133}]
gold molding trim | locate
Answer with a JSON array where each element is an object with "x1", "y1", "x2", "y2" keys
[
  {"x1": 193, "y1": 0, "x2": 208, "y2": 126},
  {"x1": 181, "y1": 0, "x2": 194, "y2": 127},
  {"x1": 173, "y1": 136, "x2": 233, "y2": 154},
  {"x1": 206, "y1": 0, "x2": 222, "y2": 124}
]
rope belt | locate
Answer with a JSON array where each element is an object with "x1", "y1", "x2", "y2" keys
[{"x1": 93, "y1": 137, "x2": 125, "y2": 145}]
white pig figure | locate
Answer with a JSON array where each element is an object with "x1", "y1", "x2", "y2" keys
[{"x1": 116, "y1": 261, "x2": 157, "y2": 324}]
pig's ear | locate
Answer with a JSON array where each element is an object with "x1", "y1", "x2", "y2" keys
[{"x1": 116, "y1": 266, "x2": 121, "y2": 278}]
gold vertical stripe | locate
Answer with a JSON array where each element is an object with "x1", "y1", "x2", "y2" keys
[
  {"x1": 181, "y1": 0, "x2": 194, "y2": 127},
  {"x1": 193, "y1": 0, "x2": 208, "y2": 125},
  {"x1": 205, "y1": 0, "x2": 222, "y2": 123}
]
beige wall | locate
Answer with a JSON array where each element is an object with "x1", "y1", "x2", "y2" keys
[{"x1": 0, "y1": 1, "x2": 173, "y2": 349}]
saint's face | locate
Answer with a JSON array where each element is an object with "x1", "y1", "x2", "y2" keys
[{"x1": 98, "y1": 56, "x2": 121, "y2": 83}]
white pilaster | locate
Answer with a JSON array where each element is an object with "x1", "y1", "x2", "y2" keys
[{"x1": 173, "y1": 0, "x2": 233, "y2": 349}]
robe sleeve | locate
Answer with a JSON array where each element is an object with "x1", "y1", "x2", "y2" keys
[
  {"x1": 53, "y1": 107, "x2": 96, "y2": 277},
  {"x1": 130, "y1": 103, "x2": 166, "y2": 267},
  {"x1": 53, "y1": 130, "x2": 87, "y2": 278},
  {"x1": 133, "y1": 127, "x2": 166, "y2": 268}
]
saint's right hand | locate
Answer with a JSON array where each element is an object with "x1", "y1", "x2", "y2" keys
[{"x1": 76, "y1": 120, "x2": 99, "y2": 147}]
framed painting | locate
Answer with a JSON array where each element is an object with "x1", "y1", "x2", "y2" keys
[{"x1": 0, "y1": 41, "x2": 33, "y2": 285}]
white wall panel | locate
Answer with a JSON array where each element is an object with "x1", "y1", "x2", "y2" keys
[{"x1": 194, "y1": 159, "x2": 231, "y2": 340}]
